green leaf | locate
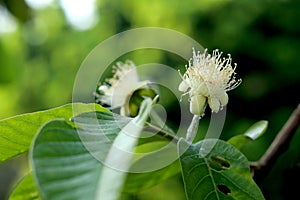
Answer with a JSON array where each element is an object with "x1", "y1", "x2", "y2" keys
[
  {"x1": 243, "y1": 120, "x2": 268, "y2": 139},
  {"x1": 0, "y1": 103, "x2": 107, "y2": 162},
  {"x1": 123, "y1": 160, "x2": 180, "y2": 193},
  {"x1": 31, "y1": 120, "x2": 102, "y2": 200},
  {"x1": 123, "y1": 140, "x2": 181, "y2": 193},
  {"x1": 95, "y1": 98, "x2": 153, "y2": 200},
  {"x1": 228, "y1": 120, "x2": 268, "y2": 150},
  {"x1": 178, "y1": 138, "x2": 265, "y2": 200},
  {"x1": 31, "y1": 99, "x2": 153, "y2": 200},
  {"x1": 9, "y1": 173, "x2": 41, "y2": 200}
]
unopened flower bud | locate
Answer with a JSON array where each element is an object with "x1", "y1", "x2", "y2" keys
[{"x1": 208, "y1": 97, "x2": 220, "y2": 113}]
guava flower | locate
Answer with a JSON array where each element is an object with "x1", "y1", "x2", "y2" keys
[
  {"x1": 95, "y1": 60, "x2": 148, "y2": 109},
  {"x1": 179, "y1": 48, "x2": 241, "y2": 115}
]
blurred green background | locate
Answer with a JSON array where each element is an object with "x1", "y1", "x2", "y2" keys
[{"x1": 0, "y1": 0, "x2": 299, "y2": 199}]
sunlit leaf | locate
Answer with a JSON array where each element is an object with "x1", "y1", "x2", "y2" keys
[
  {"x1": 0, "y1": 103, "x2": 107, "y2": 162},
  {"x1": 178, "y1": 138, "x2": 265, "y2": 200},
  {"x1": 9, "y1": 173, "x2": 41, "y2": 200},
  {"x1": 228, "y1": 120, "x2": 268, "y2": 150}
]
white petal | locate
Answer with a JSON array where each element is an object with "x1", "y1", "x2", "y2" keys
[
  {"x1": 219, "y1": 91, "x2": 228, "y2": 106},
  {"x1": 190, "y1": 95, "x2": 207, "y2": 115},
  {"x1": 197, "y1": 83, "x2": 208, "y2": 96},
  {"x1": 208, "y1": 97, "x2": 220, "y2": 113},
  {"x1": 178, "y1": 80, "x2": 189, "y2": 92},
  {"x1": 98, "y1": 85, "x2": 109, "y2": 92}
]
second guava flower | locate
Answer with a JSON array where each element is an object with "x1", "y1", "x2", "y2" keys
[{"x1": 179, "y1": 48, "x2": 242, "y2": 115}]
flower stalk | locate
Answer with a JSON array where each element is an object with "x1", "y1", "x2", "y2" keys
[{"x1": 186, "y1": 115, "x2": 201, "y2": 142}]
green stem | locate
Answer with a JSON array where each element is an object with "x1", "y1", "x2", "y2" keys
[
  {"x1": 186, "y1": 115, "x2": 200, "y2": 142},
  {"x1": 145, "y1": 122, "x2": 179, "y2": 142}
]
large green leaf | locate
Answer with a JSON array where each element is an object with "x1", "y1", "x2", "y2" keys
[
  {"x1": 123, "y1": 160, "x2": 180, "y2": 193},
  {"x1": 228, "y1": 120, "x2": 268, "y2": 150},
  {"x1": 0, "y1": 103, "x2": 107, "y2": 162},
  {"x1": 31, "y1": 99, "x2": 153, "y2": 200},
  {"x1": 95, "y1": 98, "x2": 153, "y2": 200},
  {"x1": 178, "y1": 138, "x2": 265, "y2": 200},
  {"x1": 123, "y1": 140, "x2": 180, "y2": 193},
  {"x1": 9, "y1": 173, "x2": 41, "y2": 200},
  {"x1": 31, "y1": 119, "x2": 102, "y2": 200}
]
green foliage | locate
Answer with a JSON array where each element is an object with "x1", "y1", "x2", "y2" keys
[
  {"x1": 124, "y1": 140, "x2": 180, "y2": 193},
  {"x1": 1, "y1": 0, "x2": 299, "y2": 199},
  {"x1": 31, "y1": 120, "x2": 102, "y2": 200},
  {"x1": 123, "y1": 159, "x2": 180, "y2": 193},
  {"x1": 1, "y1": 100, "x2": 265, "y2": 200},
  {"x1": 243, "y1": 121, "x2": 268, "y2": 140},
  {"x1": 228, "y1": 120, "x2": 268, "y2": 150},
  {"x1": 0, "y1": 0, "x2": 31, "y2": 23},
  {"x1": 178, "y1": 138, "x2": 265, "y2": 200},
  {"x1": 9, "y1": 173, "x2": 40, "y2": 200},
  {"x1": 31, "y1": 99, "x2": 154, "y2": 200},
  {"x1": 0, "y1": 103, "x2": 106, "y2": 162}
]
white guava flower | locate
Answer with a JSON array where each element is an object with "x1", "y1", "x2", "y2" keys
[
  {"x1": 179, "y1": 48, "x2": 241, "y2": 115},
  {"x1": 95, "y1": 60, "x2": 148, "y2": 109}
]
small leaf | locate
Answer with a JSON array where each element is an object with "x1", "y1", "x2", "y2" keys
[
  {"x1": 228, "y1": 120, "x2": 268, "y2": 150},
  {"x1": 244, "y1": 120, "x2": 268, "y2": 139},
  {"x1": 178, "y1": 138, "x2": 265, "y2": 200},
  {"x1": 9, "y1": 173, "x2": 41, "y2": 200},
  {"x1": 0, "y1": 103, "x2": 107, "y2": 162}
]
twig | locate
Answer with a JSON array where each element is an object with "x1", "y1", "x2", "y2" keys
[
  {"x1": 252, "y1": 103, "x2": 300, "y2": 181},
  {"x1": 145, "y1": 122, "x2": 179, "y2": 143}
]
